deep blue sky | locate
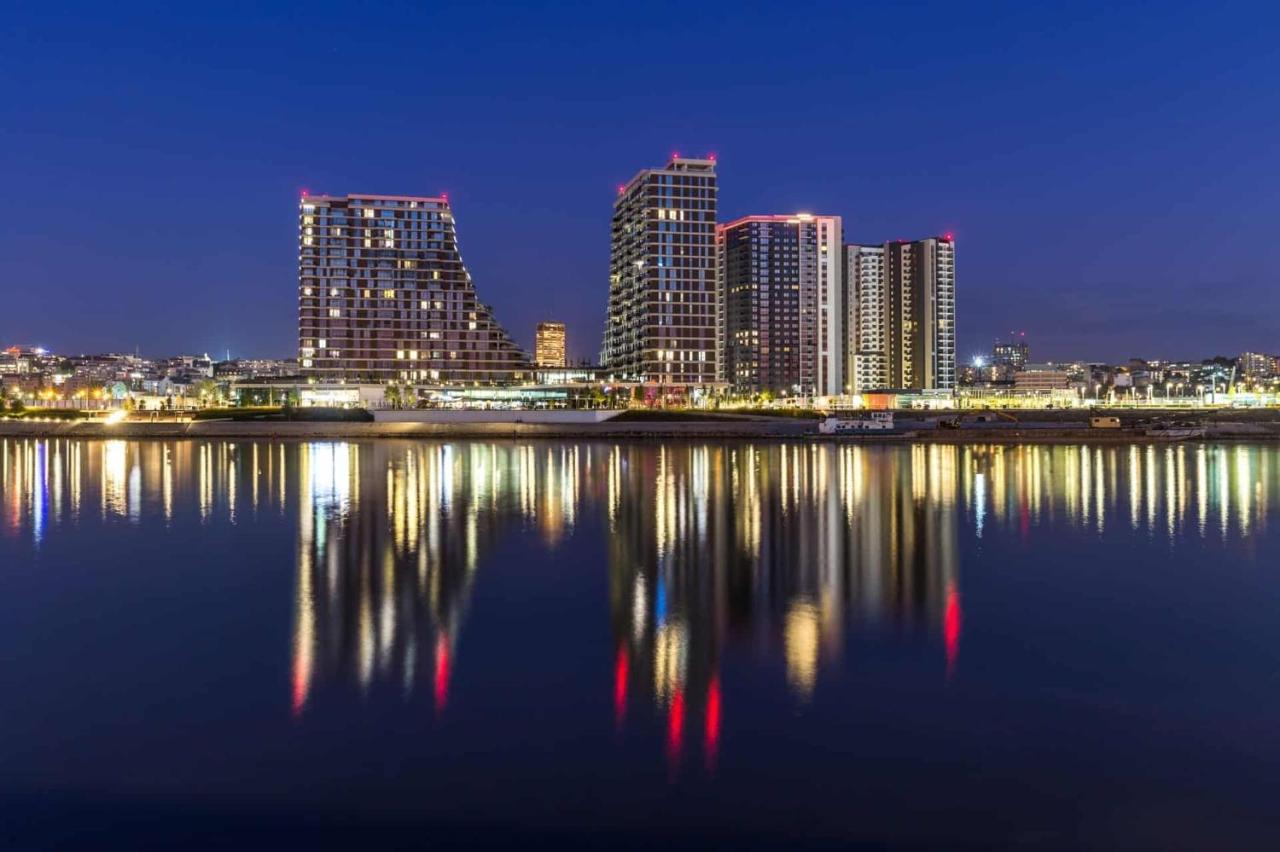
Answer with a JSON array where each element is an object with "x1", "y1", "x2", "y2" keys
[{"x1": 3, "y1": 0, "x2": 1277, "y2": 363}]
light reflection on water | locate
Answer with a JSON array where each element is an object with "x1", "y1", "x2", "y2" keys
[{"x1": 1, "y1": 437, "x2": 1278, "y2": 775}]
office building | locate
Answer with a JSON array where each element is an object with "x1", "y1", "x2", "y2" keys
[
  {"x1": 848, "y1": 236, "x2": 955, "y2": 392},
  {"x1": 602, "y1": 155, "x2": 718, "y2": 387},
  {"x1": 717, "y1": 214, "x2": 843, "y2": 396},
  {"x1": 535, "y1": 322, "x2": 567, "y2": 368},
  {"x1": 297, "y1": 193, "x2": 528, "y2": 385}
]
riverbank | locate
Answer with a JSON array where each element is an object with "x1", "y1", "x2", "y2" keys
[{"x1": 4, "y1": 418, "x2": 1280, "y2": 443}]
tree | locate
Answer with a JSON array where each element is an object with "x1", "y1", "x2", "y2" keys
[
  {"x1": 194, "y1": 379, "x2": 220, "y2": 407},
  {"x1": 384, "y1": 384, "x2": 401, "y2": 408}
]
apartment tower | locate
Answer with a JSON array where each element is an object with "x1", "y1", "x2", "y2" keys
[
  {"x1": 717, "y1": 214, "x2": 844, "y2": 396},
  {"x1": 297, "y1": 193, "x2": 528, "y2": 385},
  {"x1": 845, "y1": 244, "x2": 887, "y2": 392},
  {"x1": 602, "y1": 155, "x2": 718, "y2": 386},
  {"x1": 847, "y1": 236, "x2": 955, "y2": 391}
]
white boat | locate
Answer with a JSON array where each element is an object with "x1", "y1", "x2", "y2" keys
[{"x1": 819, "y1": 412, "x2": 897, "y2": 435}]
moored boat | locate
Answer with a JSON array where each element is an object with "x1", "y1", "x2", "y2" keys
[{"x1": 818, "y1": 412, "x2": 900, "y2": 435}]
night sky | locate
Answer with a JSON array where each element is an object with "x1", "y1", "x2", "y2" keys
[{"x1": 3, "y1": 1, "x2": 1277, "y2": 364}]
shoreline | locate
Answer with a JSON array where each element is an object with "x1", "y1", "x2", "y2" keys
[{"x1": 3, "y1": 420, "x2": 1279, "y2": 444}]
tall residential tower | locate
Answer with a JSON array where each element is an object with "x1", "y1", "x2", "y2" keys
[
  {"x1": 602, "y1": 156, "x2": 718, "y2": 387},
  {"x1": 845, "y1": 244, "x2": 887, "y2": 392},
  {"x1": 717, "y1": 214, "x2": 843, "y2": 396},
  {"x1": 297, "y1": 193, "x2": 528, "y2": 385},
  {"x1": 846, "y1": 236, "x2": 955, "y2": 392}
]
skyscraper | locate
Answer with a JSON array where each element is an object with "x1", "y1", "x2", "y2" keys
[
  {"x1": 535, "y1": 321, "x2": 567, "y2": 368},
  {"x1": 297, "y1": 193, "x2": 528, "y2": 385},
  {"x1": 845, "y1": 244, "x2": 887, "y2": 393},
  {"x1": 847, "y1": 236, "x2": 955, "y2": 392},
  {"x1": 717, "y1": 214, "x2": 843, "y2": 396},
  {"x1": 602, "y1": 155, "x2": 718, "y2": 388}
]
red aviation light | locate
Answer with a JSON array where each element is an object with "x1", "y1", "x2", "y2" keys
[{"x1": 943, "y1": 232, "x2": 955, "y2": 242}]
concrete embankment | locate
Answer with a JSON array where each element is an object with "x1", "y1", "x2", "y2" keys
[
  {"x1": 3, "y1": 418, "x2": 1280, "y2": 443},
  {"x1": 0, "y1": 419, "x2": 813, "y2": 441}
]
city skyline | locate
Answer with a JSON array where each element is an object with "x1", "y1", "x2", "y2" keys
[{"x1": 4, "y1": 2, "x2": 1277, "y2": 363}]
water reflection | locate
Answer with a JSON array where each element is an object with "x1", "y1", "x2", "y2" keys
[{"x1": 3, "y1": 438, "x2": 1277, "y2": 764}]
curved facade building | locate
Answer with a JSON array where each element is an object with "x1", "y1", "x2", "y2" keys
[{"x1": 298, "y1": 193, "x2": 529, "y2": 385}]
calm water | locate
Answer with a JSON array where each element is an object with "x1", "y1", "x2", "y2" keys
[{"x1": 2, "y1": 438, "x2": 1279, "y2": 850}]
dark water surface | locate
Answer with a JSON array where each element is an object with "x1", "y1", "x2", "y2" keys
[{"x1": 2, "y1": 438, "x2": 1279, "y2": 850}]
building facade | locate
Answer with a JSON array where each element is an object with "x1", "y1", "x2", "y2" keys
[
  {"x1": 717, "y1": 214, "x2": 843, "y2": 396},
  {"x1": 535, "y1": 321, "x2": 567, "y2": 368},
  {"x1": 992, "y1": 337, "x2": 1029, "y2": 370},
  {"x1": 848, "y1": 236, "x2": 955, "y2": 392},
  {"x1": 845, "y1": 244, "x2": 887, "y2": 393},
  {"x1": 297, "y1": 193, "x2": 528, "y2": 385},
  {"x1": 1239, "y1": 351, "x2": 1279, "y2": 380},
  {"x1": 602, "y1": 156, "x2": 718, "y2": 386}
]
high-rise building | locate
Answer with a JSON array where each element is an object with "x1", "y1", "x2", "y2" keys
[
  {"x1": 297, "y1": 193, "x2": 528, "y2": 385},
  {"x1": 717, "y1": 214, "x2": 843, "y2": 396},
  {"x1": 535, "y1": 321, "x2": 567, "y2": 368},
  {"x1": 602, "y1": 155, "x2": 718, "y2": 387},
  {"x1": 1239, "y1": 351, "x2": 1278, "y2": 380},
  {"x1": 845, "y1": 244, "x2": 887, "y2": 393},
  {"x1": 992, "y1": 336, "x2": 1029, "y2": 370},
  {"x1": 847, "y1": 236, "x2": 955, "y2": 391}
]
